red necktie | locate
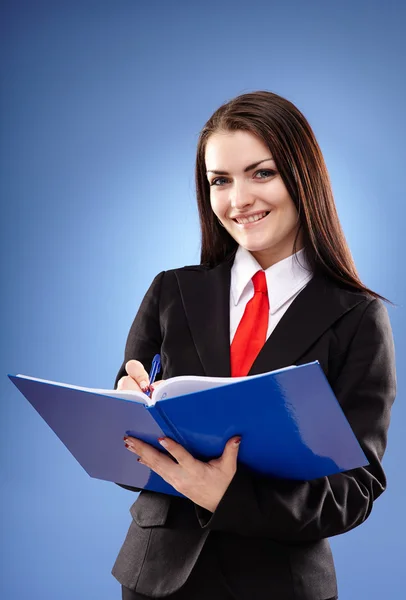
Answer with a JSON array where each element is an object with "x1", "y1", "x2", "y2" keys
[{"x1": 230, "y1": 270, "x2": 270, "y2": 377}]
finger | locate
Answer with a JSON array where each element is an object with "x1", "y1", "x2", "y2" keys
[
  {"x1": 116, "y1": 375, "x2": 142, "y2": 391},
  {"x1": 220, "y1": 436, "x2": 241, "y2": 472},
  {"x1": 124, "y1": 436, "x2": 155, "y2": 456},
  {"x1": 125, "y1": 359, "x2": 150, "y2": 392},
  {"x1": 157, "y1": 437, "x2": 196, "y2": 468},
  {"x1": 124, "y1": 437, "x2": 179, "y2": 479},
  {"x1": 150, "y1": 380, "x2": 165, "y2": 391}
]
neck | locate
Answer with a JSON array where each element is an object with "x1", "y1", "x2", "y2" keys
[{"x1": 250, "y1": 243, "x2": 305, "y2": 270}]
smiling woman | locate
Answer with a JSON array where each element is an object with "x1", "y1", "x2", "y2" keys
[
  {"x1": 112, "y1": 91, "x2": 396, "y2": 600},
  {"x1": 206, "y1": 130, "x2": 303, "y2": 268}
]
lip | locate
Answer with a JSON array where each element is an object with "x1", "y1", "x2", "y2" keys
[{"x1": 230, "y1": 211, "x2": 271, "y2": 228}]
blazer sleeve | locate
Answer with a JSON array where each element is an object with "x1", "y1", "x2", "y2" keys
[
  {"x1": 114, "y1": 271, "x2": 165, "y2": 389},
  {"x1": 114, "y1": 271, "x2": 165, "y2": 493},
  {"x1": 195, "y1": 298, "x2": 397, "y2": 543}
]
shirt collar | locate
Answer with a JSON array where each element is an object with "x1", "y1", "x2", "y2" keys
[{"x1": 231, "y1": 245, "x2": 314, "y2": 314}]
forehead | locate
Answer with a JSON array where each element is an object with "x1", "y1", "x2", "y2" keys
[{"x1": 205, "y1": 130, "x2": 270, "y2": 169}]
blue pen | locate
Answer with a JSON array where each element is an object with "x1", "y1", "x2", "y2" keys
[{"x1": 145, "y1": 354, "x2": 161, "y2": 397}]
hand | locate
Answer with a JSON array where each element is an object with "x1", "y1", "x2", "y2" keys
[
  {"x1": 116, "y1": 359, "x2": 165, "y2": 394},
  {"x1": 123, "y1": 435, "x2": 241, "y2": 512}
]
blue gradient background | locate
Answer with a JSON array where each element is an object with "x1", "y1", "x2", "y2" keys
[{"x1": 1, "y1": 1, "x2": 405, "y2": 598}]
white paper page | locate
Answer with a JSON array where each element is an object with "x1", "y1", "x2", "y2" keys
[
  {"x1": 149, "y1": 376, "x2": 233, "y2": 403},
  {"x1": 15, "y1": 362, "x2": 298, "y2": 407},
  {"x1": 149, "y1": 364, "x2": 298, "y2": 404}
]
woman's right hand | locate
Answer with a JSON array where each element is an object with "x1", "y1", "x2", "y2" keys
[{"x1": 116, "y1": 359, "x2": 164, "y2": 393}]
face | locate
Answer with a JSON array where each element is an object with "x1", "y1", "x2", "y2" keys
[{"x1": 205, "y1": 130, "x2": 303, "y2": 269}]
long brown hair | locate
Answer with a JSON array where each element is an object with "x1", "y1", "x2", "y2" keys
[{"x1": 195, "y1": 90, "x2": 390, "y2": 303}]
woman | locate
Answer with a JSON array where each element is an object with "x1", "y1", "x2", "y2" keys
[{"x1": 112, "y1": 91, "x2": 396, "y2": 599}]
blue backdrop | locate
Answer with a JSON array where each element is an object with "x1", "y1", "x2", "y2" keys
[{"x1": 1, "y1": 1, "x2": 405, "y2": 598}]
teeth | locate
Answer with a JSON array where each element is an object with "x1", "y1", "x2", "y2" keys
[{"x1": 235, "y1": 212, "x2": 268, "y2": 224}]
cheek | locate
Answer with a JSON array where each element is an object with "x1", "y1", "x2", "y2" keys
[
  {"x1": 210, "y1": 194, "x2": 225, "y2": 217},
  {"x1": 286, "y1": 198, "x2": 299, "y2": 220},
  {"x1": 282, "y1": 205, "x2": 300, "y2": 234},
  {"x1": 276, "y1": 202, "x2": 298, "y2": 229},
  {"x1": 274, "y1": 189, "x2": 298, "y2": 218},
  {"x1": 268, "y1": 181, "x2": 292, "y2": 206}
]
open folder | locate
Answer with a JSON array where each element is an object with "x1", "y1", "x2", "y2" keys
[{"x1": 8, "y1": 361, "x2": 368, "y2": 497}]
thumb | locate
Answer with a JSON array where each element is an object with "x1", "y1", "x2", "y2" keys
[{"x1": 221, "y1": 436, "x2": 241, "y2": 469}]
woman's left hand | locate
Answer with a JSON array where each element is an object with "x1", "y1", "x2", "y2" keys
[{"x1": 123, "y1": 435, "x2": 241, "y2": 512}]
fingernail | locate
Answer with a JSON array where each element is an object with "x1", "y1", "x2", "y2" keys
[
  {"x1": 123, "y1": 436, "x2": 128, "y2": 441},
  {"x1": 234, "y1": 437, "x2": 241, "y2": 445},
  {"x1": 158, "y1": 437, "x2": 168, "y2": 448},
  {"x1": 137, "y1": 458, "x2": 144, "y2": 464},
  {"x1": 125, "y1": 443, "x2": 129, "y2": 448},
  {"x1": 140, "y1": 380, "x2": 148, "y2": 391}
]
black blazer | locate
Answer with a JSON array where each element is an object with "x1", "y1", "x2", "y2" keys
[{"x1": 111, "y1": 255, "x2": 396, "y2": 599}]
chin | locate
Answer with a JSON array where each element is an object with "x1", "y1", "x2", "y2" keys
[{"x1": 239, "y1": 241, "x2": 261, "y2": 250}]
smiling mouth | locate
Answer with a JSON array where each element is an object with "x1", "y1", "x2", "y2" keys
[{"x1": 233, "y1": 211, "x2": 270, "y2": 225}]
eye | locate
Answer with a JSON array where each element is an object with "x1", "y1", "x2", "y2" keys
[
  {"x1": 254, "y1": 169, "x2": 276, "y2": 179},
  {"x1": 209, "y1": 177, "x2": 229, "y2": 187},
  {"x1": 209, "y1": 169, "x2": 276, "y2": 187}
]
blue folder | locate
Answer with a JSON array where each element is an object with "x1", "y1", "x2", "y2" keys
[{"x1": 8, "y1": 361, "x2": 368, "y2": 496}]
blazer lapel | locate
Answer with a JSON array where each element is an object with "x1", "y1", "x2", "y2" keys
[
  {"x1": 176, "y1": 258, "x2": 367, "y2": 378},
  {"x1": 175, "y1": 257, "x2": 233, "y2": 377},
  {"x1": 250, "y1": 271, "x2": 366, "y2": 375}
]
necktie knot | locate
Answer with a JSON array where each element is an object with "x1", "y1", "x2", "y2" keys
[{"x1": 252, "y1": 270, "x2": 267, "y2": 294}]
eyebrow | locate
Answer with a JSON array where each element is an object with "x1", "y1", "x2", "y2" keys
[{"x1": 206, "y1": 157, "x2": 275, "y2": 175}]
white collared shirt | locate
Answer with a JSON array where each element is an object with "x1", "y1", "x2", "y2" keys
[{"x1": 230, "y1": 246, "x2": 314, "y2": 342}]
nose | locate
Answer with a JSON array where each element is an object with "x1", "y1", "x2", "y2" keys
[{"x1": 229, "y1": 181, "x2": 254, "y2": 210}]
